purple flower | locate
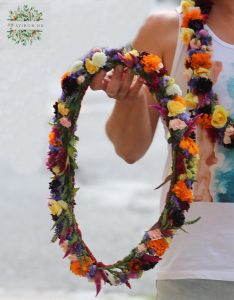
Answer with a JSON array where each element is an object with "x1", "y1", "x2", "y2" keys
[
  {"x1": 188, "y1": 49, "x2": 199, "y2": 57},
  {"x1": 87, "y1": 265, "x2": 97, "y2": 278},
  {"x1": 160, "y1": 77, "x2": 170, "y2": 88},
  {"x1": 170, "y1": 195, "x2": 180, "y2": 208},
  {"x1": 49, "y1": 145, "x2": 59, "y2": 152},
  {"x1": 178, "y1": 113, "x2": 191, "y2": 124},
  {"x1": 74, "y1": 243, "x2": 85, "y2": 256},
  {"x1": 198, "y1": 93, "x2": 211, "y2": 108},
  {"x1": 186, "y1": 179, "x2": 193, "y2": 189},
  {"x1": 62, "y1": 74, "x2": 78, "y2": 96},
  {"x1": 135, "y1": 63, "x2": 143, "y2": 73},
  {"x1": 160, "y1": 97, "x2": 170, "y2": 105},
  {"x1": 171, "y1": 209, "x2": 185, "y2": 227},
  {"x1": 196, "y1": 78, "x2": 213, "y2": 94}
]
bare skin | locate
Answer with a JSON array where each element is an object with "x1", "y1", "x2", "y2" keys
[
  {"x1": 91, "y1": 11, "x2": 178, "y2": 163},
  {"x1": 90, "y1": 1, "x2": 234, "y2": 164}
]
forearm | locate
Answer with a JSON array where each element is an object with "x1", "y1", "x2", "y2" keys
[{"x1": 105, "y1": 93, "x2": 154, "y2": 163}]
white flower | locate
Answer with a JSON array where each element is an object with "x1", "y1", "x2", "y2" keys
[
  {"x1": 166, "y1": 83, "x2": 182, "y2": 96},
  {"x1": 71, "y1": 60, "x2": 83, "y2": 73},
  {"x1": 92, "y1": 52, "x2": 107, "y2": 68}
]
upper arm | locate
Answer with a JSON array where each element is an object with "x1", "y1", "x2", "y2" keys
[{"x1": 131, "y1": 10, "x2": 179, "y2": 137}]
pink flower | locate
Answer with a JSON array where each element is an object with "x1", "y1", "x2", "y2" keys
[
  {"x1": 225, "y1": 126, "x2": 234, "y2": 137},
  {"x1": 148, "y1": 229, "x2": 162, "y2": 240},
  {"x1": 77, "y1": 75, "x2": 85, "y2": 85},
  {"x1": 169, "y1": 119, "x2": 187, "y2": 131},
  {"x1": 60, "y1": 117, "x2": 71, "y2": 128},
  {"x1": 224, "y1": 135, "x2": 231, "y2": 144}
]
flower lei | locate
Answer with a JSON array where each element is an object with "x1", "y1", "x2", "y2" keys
[
  {"x1": 46, "y1": 0, "x2": 226, "y2": 295},
  {"x1": 47, "y1": 46, "x2": 199, "y2": 296},
  {"x1": 181, "y1": 0, "x2": 234, "y2": 146}
]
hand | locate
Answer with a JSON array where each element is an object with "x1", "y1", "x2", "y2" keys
[{"x1": 90, "y1": 65, "x2": 145, "y2": 101}]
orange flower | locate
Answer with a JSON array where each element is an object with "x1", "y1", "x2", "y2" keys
[
  {"x1": 182, "y1": 8, "x2": 203, "y2": 28},
  {"x1": 140, "y1": 54, "x2": 162, "y2": 73},
  {"x1": 172, "y1": 180, "x2": 193, "y2": 203},
  {"x1": 146, "y1": 238, "x2": 169, "y2": 257},
  {"x1": 179, "y1": 137, "x2": 199, "y2": 155},
  {"x1": 197, "y1": 113, "x2": 212, "y2": 128},
  {"x1": 48, "y1": 131, "x2": 59, "y2": 147},
  {"x1": 190, "y1": 53, "x2": 212, "y2": 70},
  {"x1": 61, "y1": 71, "x2": 70, "y2": 83},
  {"x1": 70, "y1": 257, "x2": 95, "y2": 277}
]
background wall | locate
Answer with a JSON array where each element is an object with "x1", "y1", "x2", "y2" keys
[{"x1": 0, "y1": 0, "x2": 178, "y2": 299}]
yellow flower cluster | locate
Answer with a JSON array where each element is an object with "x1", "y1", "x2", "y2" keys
[
  {"x1": 85, "y1": 51, "x2": 107, "y2": 75},
  {"x1": 49, "y1": 200, "x2": 68, "y2": 216},
  {"x1": 58, "y1": 103, "x2": 69, "y2": 116},
  {"x1": 181, "y1": 28, "x2": 195, "y2": 45},
  {"x1": 181, "y1": 0, "x2": 195, "y2": 14},
  {"x1": 211, "y1": 105, "x2": 229, "y2": 128}
]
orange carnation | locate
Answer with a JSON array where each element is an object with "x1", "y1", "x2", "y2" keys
[
  {"x1": 190, "y1": 52, "x2": 212, "y2": 70},
  {"x1": 172, "y1": 180, "x2": 193, "y2": 203},
  {"x1": 146, "y1": 238, "x2": 169, "y2": 257},
  {"x1": 140, "y1": 54, "x2": 162, "y2": 73},
  {"x1": 49, "y1": 131, "x2": 59, "y2": 147},
  {"x1": 197, "y1": 113, "x2": 212, "y2": 128},
  {"x1": 179, "y1": 137, "x2": 199, "y2": 155},
  {"x1": 70, "y1": 257, "x2": 95, "y2": 277},
  {"x1": 182, "y1": 8, "x2": 203, "y2": 28}
]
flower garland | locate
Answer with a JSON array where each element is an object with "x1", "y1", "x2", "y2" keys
[
  {"x1": 47, "y1": 1, "x2": 234, "y2": 295},
  {"x1": 181, "y1": 0, "x2": 234, "y2": 146},
  {"x1": 47, "y1": 45, "x2": 200, "y2": 296}
]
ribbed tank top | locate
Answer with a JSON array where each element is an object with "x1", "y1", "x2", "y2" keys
[{"x1": 156, "y1": 7, "x2": 234, "y2": 281}]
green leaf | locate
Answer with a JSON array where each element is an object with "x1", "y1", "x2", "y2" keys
[{"x1": 184, "y1": 216, "x2": 201, "y2": 226}]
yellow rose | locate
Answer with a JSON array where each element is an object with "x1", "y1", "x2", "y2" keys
[
  {"x1": 58, "y1": 102, "x2": 69, "y2": 116},
  {"x1": 49, "y1": 200, "x2": 68, "y2": 216},
  {"x1": 85, "y1": 58, "x2": 99, "y2": 74},
  {"x1": 211, "y1": 105, "x2": 230, "y2": 128},
  {"x1": 181, "y1": 0, "x2": 195, "y2": 14},
  {"x1": 167, "y1": 100, "x2": 186, "y2": 117},
  {"x1": 181, "y1": 28, "x2": 195, "y2": 45},
  {"x1": 184, "y1": 93, "x2": 198, "y2": 109},
  {"x1": 194, "y1": 67, "x2": 210, "y2": 78},
  {"x1": 124, "y1": 49, "x2": 139, "y2": 60}
]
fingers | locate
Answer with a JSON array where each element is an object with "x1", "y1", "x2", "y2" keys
[
  {"x1": 90, "y1": 70, "x2": 107, "y2": 90},
  {"x1": 129, "y1": 76, "x2": 145, "y2": 97},
  {"x1": 105, "y1": 65, "x2": 124, "y2": 98},
  {"x1": 116, "y1": 69, "x2": 135, "y2": 100},
  {"x1": 90, "y1": 65, "x2": 145, "y2": 101}
]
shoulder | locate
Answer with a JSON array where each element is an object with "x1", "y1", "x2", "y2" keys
[{"x1": 132, "y1": 10, "x2": 179, "y2": 68}]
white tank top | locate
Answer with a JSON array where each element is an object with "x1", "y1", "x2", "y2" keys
[{"x1": 156, "y1": 8, "x2": 234, "y2": 281}]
